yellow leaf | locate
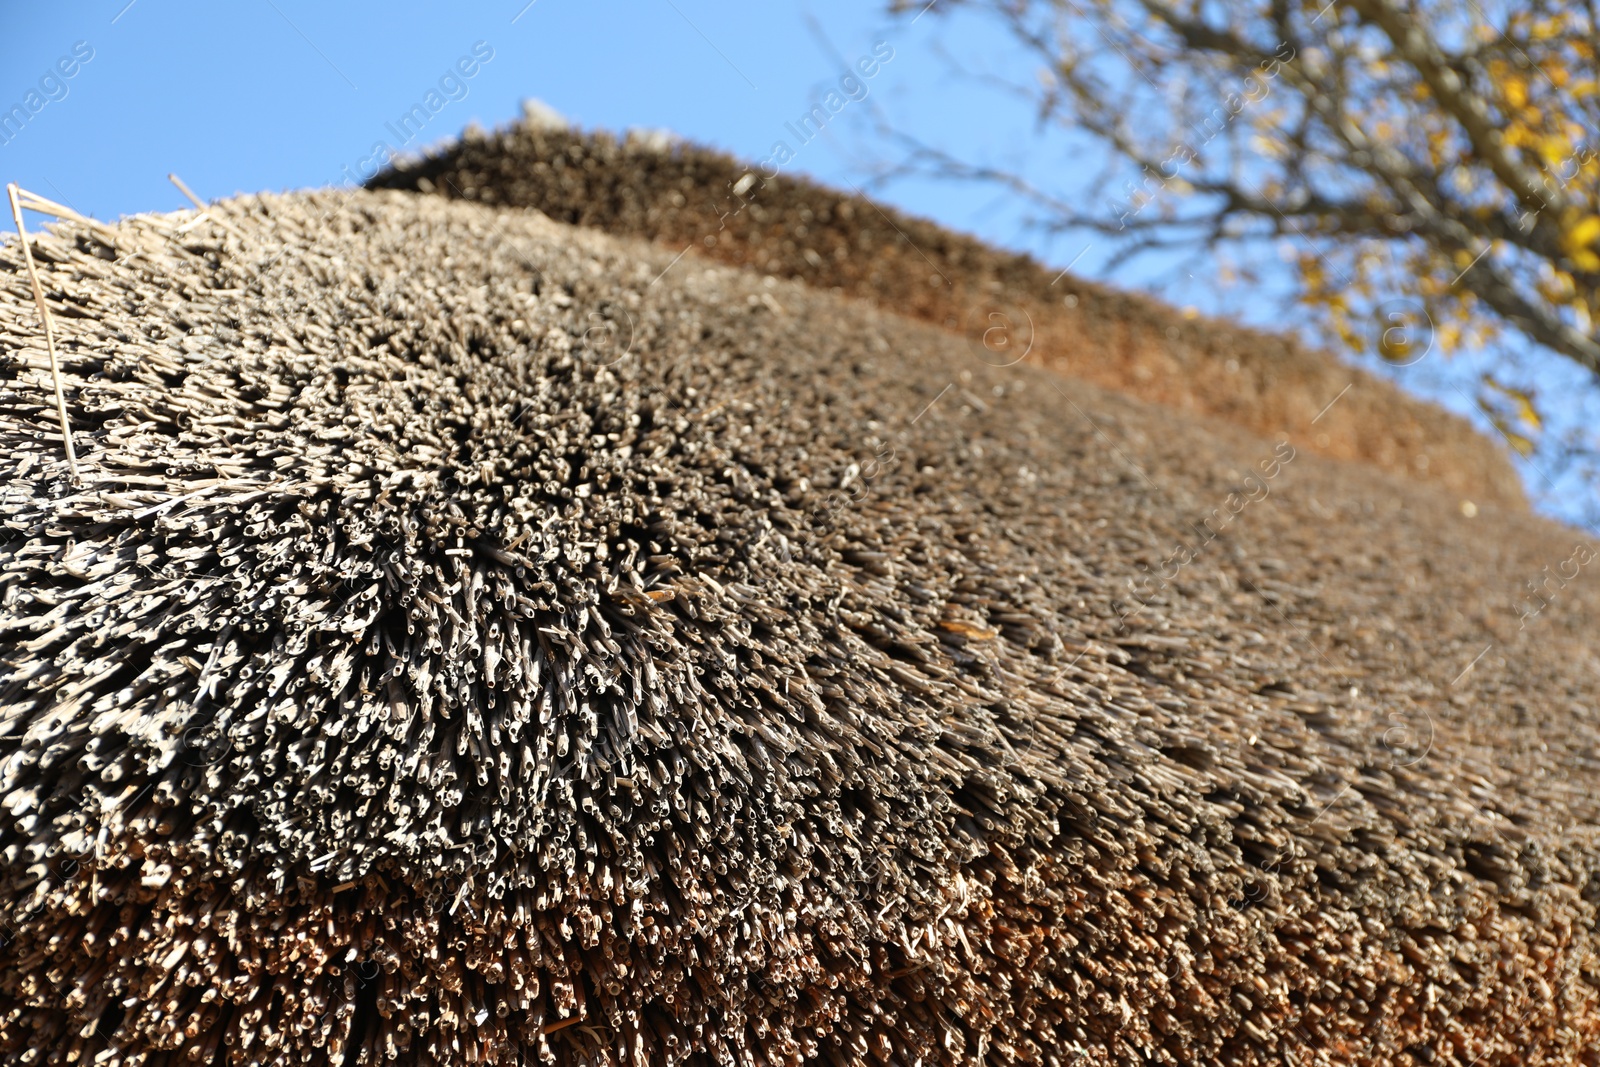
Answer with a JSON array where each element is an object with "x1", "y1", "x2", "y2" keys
[
  {"x1": 1570, "y1": 215, "x2": 1600, "y2": 250},
  {"x1": 1516, "y1": 396, "x2": 1542, "y2": 432},
  {"x1": 1496, "y1": 420, "x2": 1536, "y2": 457},
  {"x1": 1484, "y1": 377, "x2": 1544, "y2": 434},
  {"x1": 1538, "y1": 137, "x2": 1571, "y2": 164}
]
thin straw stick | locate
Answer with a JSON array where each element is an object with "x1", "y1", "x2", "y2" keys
[
  {"x1": 169, "y1": 173, "x2": 246, "y2": 241},
  {"x1": 167, "y1": 173, "x2": 207, "y2": 212},
  {"x1": 7, "y1": 182, "x2": 80, "y2": 482},
  {"x1": 11, "y1": 187, "x2": 119, "y2": 244},
  {"x1": 9, "y1": 190, "x2": 127, "y2": 259}
]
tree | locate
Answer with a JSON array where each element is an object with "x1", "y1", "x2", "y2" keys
[{"x1": 888, "y1": 0, "x2": 1600, "y2": 462}]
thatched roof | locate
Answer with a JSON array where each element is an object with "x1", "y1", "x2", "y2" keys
[
  {"x1": 368, "y1": 116, "x2": 1527, "y2": 511},
  {"x1": 0, "y1": 143, "x2": 1596, "y2": 1067}
]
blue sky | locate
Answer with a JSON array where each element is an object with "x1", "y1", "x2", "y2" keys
[
  {"x1": 3, "y1": 1, "x2": 1593, "y2": 525},
  {"x1": 0, "y1": 2, "x2": 1015, "y2": 233}
]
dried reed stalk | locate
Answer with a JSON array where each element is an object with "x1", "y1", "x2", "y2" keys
[{"x1": 6, "y1": 182, "x2": 79, "y2": 481}]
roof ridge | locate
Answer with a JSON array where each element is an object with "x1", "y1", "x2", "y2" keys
[{"x1": 370, "y1": 117, "x2": 1526, "y2": 511}]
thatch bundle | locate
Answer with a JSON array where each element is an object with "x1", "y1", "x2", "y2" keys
[
  {"x1": 368, "y1": 112, "x2": 1526, "y2": 510},
  {"x1": 0, "y1": 148, "x2": 1598, "y2": 1067}
]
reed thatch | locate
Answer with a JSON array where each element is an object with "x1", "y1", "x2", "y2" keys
[
  {"x1": 368, "y1": 110, "x2": 1527, "y2": 511},
  {"x1": 0, "y1": 147, "x2": 1597, "y2": 1067}
]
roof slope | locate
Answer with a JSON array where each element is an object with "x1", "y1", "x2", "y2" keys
[
  {"x1": 369, "y1": 119, "x2": 1528, "y2": 512},
  {"x1": 0, "y1": 184, "x2": 1596, "y2": 1067}
]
